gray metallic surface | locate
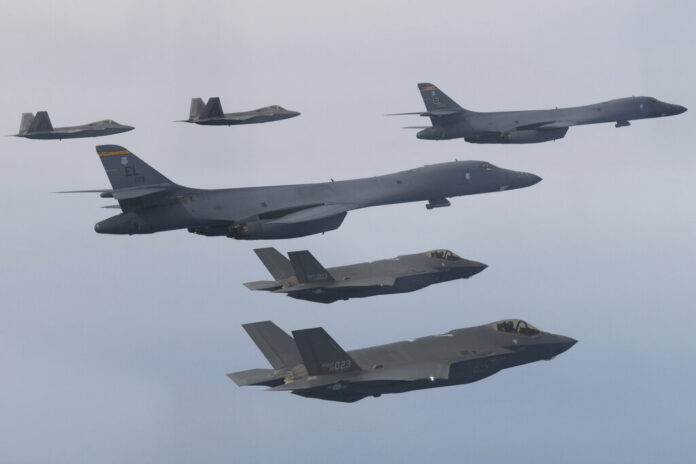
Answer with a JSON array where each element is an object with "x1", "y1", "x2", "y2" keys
[
  {"x1": 14, "y1": 111, "x2": 133, "y2": 140},
  {"x1": 181, "y1": 97, "x2": 300, "y2": 126},
  {"x1": 391, "y1": 82, "x2": 687, "y2": 142},
  {"x1": 228, "y1": 320, "x2": 577, "y2": 403},
  {"x1": 245, "y1": 248, "x2": 487, "y2": 303},
  {"x1": 76, "y1": 145, "x2": 541, "y2": 240}
]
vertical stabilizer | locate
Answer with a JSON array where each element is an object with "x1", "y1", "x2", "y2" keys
[
  {"x1": 242, "y1": 321, "x2": 303, "y2": 370},
  {"x1": 288, "y1": 251, "x2": 334, "y2": 283},
  {"x1": 418, "y1": 83, "x2": 464, "y2": 113},
  {"x1": 28, "y1": 111, "x2": 53, "y2": 132},
  {"x1": 253, "y1": 248, "x2": 295, "y2": 281},
  {"x1": 95, "y1": 145, "x2": 172, "y2": 190},
  {"x1": 292, "y1": 327, "x2": 361, "y2": 376},
  {"x1": 199, "y1": 97, "x2": 224, "y2": 119},
  {"x1": 189, "y1": 98, "x2": 205, "y2": 120},
  {"x1": 19, "y1": 113, "x2": 34, "y2": 134}
]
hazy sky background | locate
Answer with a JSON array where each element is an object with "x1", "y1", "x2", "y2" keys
[{"x1": 1, "y1": 1, "x2": 694, "y2": 462}]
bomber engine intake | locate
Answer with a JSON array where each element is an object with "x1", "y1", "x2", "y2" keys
[{"x1": 224, "y1": 212, "x2": 348, "y2": 240}]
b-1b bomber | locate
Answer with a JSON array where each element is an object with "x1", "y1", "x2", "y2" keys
[
  {"x1": 390, "y1": 82, "x2": 687, "y2": 143},
  {"x1": 62, "y1": 145, "x2": 541, "y2": 240},
  {"x1": 245, "y1": 247, "x2": 487, "y2": 303},
  {"x1": 228, "y1": 319, "x2": 577, "y2": 403}
]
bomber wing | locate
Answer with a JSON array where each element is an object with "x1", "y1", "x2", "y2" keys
[
  {"x1": 265, "y1": 203, "x2": 356, "y2": 225},
  {"x1": 512, "y1": 120, "x2": 577, "y2": 131}
]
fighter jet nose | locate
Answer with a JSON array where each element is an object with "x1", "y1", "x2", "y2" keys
[
  {"x1": 528, "y1": 174, "x2": 542, "y2": 185},
  {"x1": 556, "y1": 336, "x2": 578, "y2": 354},
  {"x1": 94, "y1": 223, "x2": 101, "y2": 233},
  {"x1": 676, "y1": 105, "x2": 687, "y2": 114}
]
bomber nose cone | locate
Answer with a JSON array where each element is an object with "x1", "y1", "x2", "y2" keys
[{"x1": 676, "y1": 105, "x2": 687, "y2": 114}]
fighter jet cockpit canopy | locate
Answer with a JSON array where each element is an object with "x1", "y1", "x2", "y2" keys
[
  {"x1": 494, "y1": 319, "x2": 541, "y2": 337},
  {"x1": 428, "y1": 249, "x2": 463, "y2": 261}
]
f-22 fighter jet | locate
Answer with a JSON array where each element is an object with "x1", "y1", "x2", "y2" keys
[
  {"x1": 228, "y1": 319, "x2": 577, "y2": 403},
  {"x1": 245, "y1": 247, "x2": 487, "y2": 303},
  {"x1": 181, "y1": 97, "x2": 300, "y2": 126},
  {"x1": 14, "y1": 111, "x2": 133, "y2": 140},
  {"x1": 390, "y1": 82, "x2": 687, "y2": 143}
]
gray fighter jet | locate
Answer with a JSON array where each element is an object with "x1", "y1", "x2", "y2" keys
[
  {"x1": 61, "y1": 145, "x2": 541, "y2": 239},
  {"x1": 228, "y1": 319, "x2": 576, "y2": 402},
  {"x1": 14, "y1": 111, "x2": 133, "y2": 140},
  {"x1": 389, "y1": 82, "x2": 687, "y2": 143},
  {"x1": 245, "y1": 247, "x2": 487, "y2": 303},
  {"x1": 180, "y1": 97, "x2": 300, "y2": 125}
]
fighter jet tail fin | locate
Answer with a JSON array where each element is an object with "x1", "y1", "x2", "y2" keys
[
  {"x1": 292, "y1": 327, "x2": 361, "y2": 376},
  {"x1": 95, "y1": 145, "x2": 174, "y2": 190},
  {"x1": 189, "y1": 98, "x2": 205, "y2": 120},
  {"x1": 418, "y1": 83, "x2": 464, "y2": 113},
  {"x1": 200, "y1": 97, "x2": 224, "y2": 119},
  {"x1": 28, "y1": 111, "x2": 53, "y2": 132},
  {"x1": 288, "y1": 250, "x2": 335, "y2": 284},
  {"x1": 253, "y1": 248, "x2": 295, "y2": 281},
  {"x1": 242, "y1": 321, "x2": 303, "y2": 370},
  {"x1": 19, "y1": 113, "x2": 34, "y2": 134}
]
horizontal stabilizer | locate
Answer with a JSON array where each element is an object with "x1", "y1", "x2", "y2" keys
[
  {"x1": 227, "y1": 368, "x2": 282, "y2": 387},
  {"x1": 242, "y1": 321, "x2": 303, "y2": 370},
  {"x1": 243, "y1": 280, "x2": 282, "y2": 291},
  {"x1": 111, "y1": 186, "x2": 170, "y2": 200},
  {"x1": 292, "y1": 327, "x2": 361, "y2": 376},
  {"x1": 253, "y1": 247, "x2": 295, "y2": 281},
  {"x1": 266, "y1": 203, "x2": 354, "y2": 225},
  {"x1": 402, "y1": 126, "x2": 430, "y2": 129},
  {"x1": 288, "y1": 250, "x2": 334, "y2": 284}
]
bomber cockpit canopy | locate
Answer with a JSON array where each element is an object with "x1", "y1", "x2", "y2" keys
[
  {"x1": 428, "y1": 249, "x2": 463, "y2": 261},
  {"x1": 101, "y1": 119, "x2": 115, "y2": 123},
  {"x1": 494, "y1": 319, "x2": 540, "y2": 336},
  {"x1": 481, "y1": 162, "x2": 499, "y2": 171},
  {"x1": 269, "y1": 105, "x2": 283, "y2": 110}
]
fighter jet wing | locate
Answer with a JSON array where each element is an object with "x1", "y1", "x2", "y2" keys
[
  {"x1": 267, "y1": 362, "x2": 451, "y2": 392},
  {"x1": 266, "y1": 203, "x2": 356, "y2": 225},
  {"x1": 272, "y1": 275, "x2": 397, "y2": 294}
]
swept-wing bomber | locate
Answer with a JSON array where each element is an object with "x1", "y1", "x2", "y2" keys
[
  {"x1": 228, "y1": 319, "x2": 577, "y2": 402},
  {"x1": 60, "y1": 145, "x2": 541, "y2": 240},
  {"x1": 13, "y1": 112, "x2": 133, "y2": 140},
  {"x1": 181, "y1": 97, "x2": 300, "y2": 125},
  {"x1": 390, "y1": 82, "x2": 687, "y2": 143},
  {"x1": 245, "y1": 247, "x2": 487, "y2": 303}
]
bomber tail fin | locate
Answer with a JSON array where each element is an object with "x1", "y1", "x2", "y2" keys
[
  {"x1": 253, "y1": 248, "x2": 295, "y2": 281},
  {"x1": 19, "y1": 113, "x2": 34, "y2": 134},
  {"x1": 291, "y1": 327, "x2": 361, "y2": 376},
  {"x1": 189, "y1": 98, "x2": 205, "y2": 120},
  {"x1": 288, "y1": 250, "x2": 334, "y2": 284},
  {"x1": 199, "y1": 97, "x2": 224, "y2": 119},
  {"x1": 28, "y1": 111, "x2": 53, "y2": 132},
  {"x1": 242, "y1": 321, "x2": 303, "y2": 370},
  {"x1": 96, "y1": 145, "x2": 173, "y2": 190},
  {"x1": 418, "y1": 83, "x2": 465, "y2": 114}
]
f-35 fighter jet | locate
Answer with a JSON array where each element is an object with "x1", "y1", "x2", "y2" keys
[
  {"x1": 180, "y1": 97, "x2": 300, "y2": 125},
  {"x1": 62, "y1": 145, "x2": 540, "y2": 240},
  {"x1": 245, "y1": 247, "x2": 487, "y2": 303},
  {"x1": 228, "y1": 319, "x2": 576, "y2": 403},
  {"x1": 390, "y1": 82, "x2": 687, "y2": 143},
  {"x1": 14, "y1": 111, "x2": 133, "y2": 140}
]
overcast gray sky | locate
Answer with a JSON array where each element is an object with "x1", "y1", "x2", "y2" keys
[{"x1": 1, "y1": 1, "x2": 694, "y2": 462}]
